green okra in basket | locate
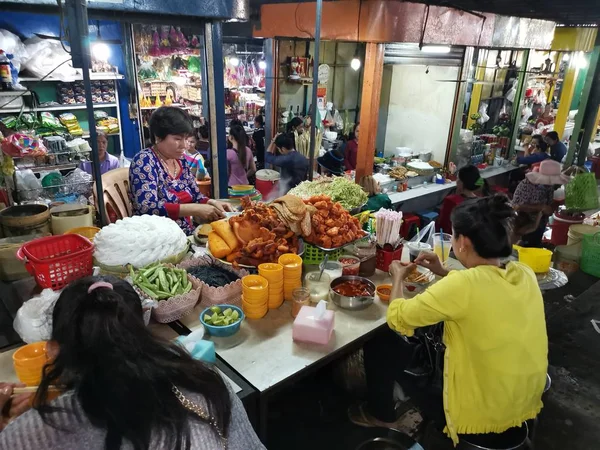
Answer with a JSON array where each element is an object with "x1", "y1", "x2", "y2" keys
[{"x1": 130, "y1": 263, "x2": 192, "y2": 300}]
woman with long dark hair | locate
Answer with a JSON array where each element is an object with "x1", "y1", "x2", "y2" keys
[
  {"x1": 0, "y1": 276, "x2": 264, "y2": 450},
  {"x1": 228, "y1": 125, "x2": 256, "y2": 186},
  {"x1": 352, "y1": 196, "x2": 548, "y2": 447},
  {"x1": 438, "y1": 165, "x2": 488, "y2": 233}
]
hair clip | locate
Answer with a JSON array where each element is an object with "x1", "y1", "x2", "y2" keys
[{"x1": 88, "y1": 281, "x2": 113, "y2": 294}]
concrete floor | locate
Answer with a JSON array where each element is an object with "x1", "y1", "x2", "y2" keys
[{"x1": 267, "y1": 272, "x2": 600, "y2": 450}]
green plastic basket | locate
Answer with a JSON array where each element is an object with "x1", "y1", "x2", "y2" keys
[
  {"x1": 581, "y1": 232, "x2": 600, "y2": 278},
  {"x1": 302, "y1": 243, "x2": 342, "y2": 265}
]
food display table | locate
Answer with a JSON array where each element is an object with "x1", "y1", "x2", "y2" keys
[{"x1": 151, "y1": 258, "x2": 466, "y2": 440}]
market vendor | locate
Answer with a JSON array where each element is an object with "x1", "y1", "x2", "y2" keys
[
  {"x1": 265, "y1": 132, "x2": 309, "y2": 189},
  {"x1": 130, "y1": 107, "x2": 232, "y2": 235},
  {"x1": 516, "y1": 135, "x2": 549, "y2": 166},
  {"x1": 512, "y1": 159, "x2": 569, "y2": 247},
  {"x1": 351, "y1": 195, "x2": 548, "y2": 447},
  {"x1": 0, "y1": 276, "x2": 265, "y2": 449},
  {"x1": 438, "y1": 165, "x2": 488, "y2": 232},
  {"x1": 79, "y1": 131, "x2": 120, "y2": 176},
  {"x1": 358, "y1": 175, "x2": 391, "y2": 212},
  {"x1": 544, "y1": 131, "x2": 567, "y2": 163},
  {"x1": 344, "y1": 123, "x2": 359, "y2": 171}
]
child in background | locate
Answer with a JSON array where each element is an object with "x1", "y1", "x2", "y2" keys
[{"x1": 183, "y1": 135, "x2": 207, "y2": 180}]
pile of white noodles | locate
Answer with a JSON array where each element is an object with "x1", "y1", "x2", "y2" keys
[{"x1": 93, "y1": 215, "x2": 188, "y2": 268}]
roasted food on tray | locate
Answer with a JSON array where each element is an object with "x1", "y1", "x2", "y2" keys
[{"x1": 303, "y1": 195, "x2": 364, "y2": 249}]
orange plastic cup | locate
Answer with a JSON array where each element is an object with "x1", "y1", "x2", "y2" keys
[
  {"x1": 13, "y1": 342, "x2": 49, "y2": 386},
  {"x1": 279, "y1": 253, "x2": 303, "y2": 268},
  {"x1": 242, "y1": 275, "x2": 269, "y2": 290}
]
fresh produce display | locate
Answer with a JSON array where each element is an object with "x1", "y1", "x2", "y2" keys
[
  {"x1": 131, "y1": 263, "x2": 192, "y2": 300},
  {"x1": 94, "y1": 215, "x2": 188, "y2": 268},
  {"x1": 289, "y1": 177, "x2": 368, "y2": 211},
  {"x1": 186, "y1": 265, "x2": 240, "y2": 287},
  {"x1": 208, "y1": 197, "x2": 300, "y2": 266},
  {"x1": 203, "y1": 306, "x2": 241, "y2": 327},
  {"x1": 304, "y1": 195, "x2": 365, "y2": 249},
  {"x1": 388, "y1": 166, "x2": 408, "y2": 180}
]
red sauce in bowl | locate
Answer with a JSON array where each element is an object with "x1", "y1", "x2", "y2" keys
[{"x1": 333, "y1": 280, "x2": 372, "y2": 297}]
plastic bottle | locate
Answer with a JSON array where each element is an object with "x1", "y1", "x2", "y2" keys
[{"x1": 0, "y1": 51, "x2": 13, "y2": 91}]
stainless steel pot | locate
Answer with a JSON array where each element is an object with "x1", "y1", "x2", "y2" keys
[{"x1": 329, "y1": 275, "x2": 375, "y2": 310}]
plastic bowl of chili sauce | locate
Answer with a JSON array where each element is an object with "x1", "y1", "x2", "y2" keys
[{"x1": 338, "y1": 255, "x2": 361, "y2": 276}]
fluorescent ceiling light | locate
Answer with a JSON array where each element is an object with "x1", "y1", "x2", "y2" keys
[{"x1": 421, "y1": 45, "x2": 451, "y2": 54}]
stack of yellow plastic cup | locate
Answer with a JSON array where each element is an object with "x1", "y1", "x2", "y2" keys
[
  {"x1": 258, "y1": 263, "x2": 284, "y2": 309},
  {"x1": 278, "y1": 253, "x2": 303, "y2": 301},
  {"x1": 241, "y1": 275, "x2": 269, "y2": 319}
]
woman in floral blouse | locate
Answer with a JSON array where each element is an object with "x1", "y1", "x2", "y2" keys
[{"x1": 130, "y1": 107, "x2": 232, "y2": 235}]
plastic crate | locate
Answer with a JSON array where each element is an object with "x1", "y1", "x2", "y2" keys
[
  {"x1": 302, "y1": 243, "x2": 342, "y2": 265},
  {"x1": 17, "y1": 234, "x2": 94, "y2": 290}
]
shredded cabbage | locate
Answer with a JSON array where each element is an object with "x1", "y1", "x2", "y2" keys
[{"x1": 289, "y1": 177, "x2": 368, "y2": 210}]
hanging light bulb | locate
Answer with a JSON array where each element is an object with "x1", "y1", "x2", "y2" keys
[
  {"x1": 258, "y1": 60, "x2": 267, "y2": 70},
  {"x1": 230, "y1": 56, "x2": 240, "y2": 67},
  {"x1": 351, "y1": 57, "x2": 361, "y2": 71},
  {"x1": 92, "y1": 42, "x2": 111, "y2": 62}
]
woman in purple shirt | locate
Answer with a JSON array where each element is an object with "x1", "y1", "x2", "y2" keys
[
  {"x1": 79, "y1": 132, "x2": 120, "y2": 175},
  {"x1": 227, "y1": 125, "x2": 256, "y2": 186}
]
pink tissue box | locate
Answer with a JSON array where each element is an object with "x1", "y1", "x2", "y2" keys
[{"x1": 292, "y1": 304, "x2": 335, "y2": 345}]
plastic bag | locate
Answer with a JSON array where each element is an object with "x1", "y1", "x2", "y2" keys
[
  {"x1": 506, "y1": 79, "x2": 518, "y2": 103},
  {"x1": 565, "y1": 172, "x2": 600, "y2": 210},
  {"x1": 478, "y1": 103, "x2": 490, "y2": 124},
  {"x1": 13, "y1": 289, "x2": 60, "y2": 344},
  {"x1": 21, "y1": 36, "x2": 76, "y2": 80},
  {"x1": 1, "y1": 133, "x2": 47, "y2": 158},
  {"x1": 409, "y1": 221, "x2": 436, "y2": 247}
]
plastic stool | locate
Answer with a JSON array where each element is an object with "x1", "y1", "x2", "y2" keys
[
  {"x1": 417, "y1": 211, "x2": 439, "y2": 227},
  {"x1": 400, "y1": 214, "x2": 420, "y2": 239}
]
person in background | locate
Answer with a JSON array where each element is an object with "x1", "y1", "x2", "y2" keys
[
  {"x1": 438, "y1": 165, "x2": 488, "y2": 233},
  {"x1": 516, "y1": 135, "x2": 549, "y2": 166},
  {"x1": 130, "y1": 107, "x2": 232, "y2": 235},
  {"x1": 344, "y1": 123, "x2": 359, "y2": 171},
  {"x1": 544, "y1": 131, "x2": 567, "y2": 163},
  {"x1": 183, "y1": 135, "x2": 207, "y2": 180},
  {"x1": 228, "y1": 124, "x2": 256, "y2": 186},
  {"x1": 227, "y1": 119, "x2": 244, "y2": 150},
  {"x1": 0, "y1": 276, "x2": 265, "y2": 450},
  {"x1": 286, "y1": 117, "x2": 304, "y2": 134},
  {"x1": 197, "y1": 125, "x2": 211, "y2": 175},
  {"x1": 79, "y1": 131, "x2": 120, "y2": 175},
  {"x1": 351, "y1": 196, "x2": 548, "y2": 447},
  {"x1": 512, "y1": 159, "x2": 569, "y2": 247},
  {"x1": 265, "y1": 132, "x2": 308, "y2": 189},
  {"x1": 359, "y1": 175, "x2": 392, "y2": 212},
  {"x1": 253, "y1": 115, "x2": 266, "y2": 170}
]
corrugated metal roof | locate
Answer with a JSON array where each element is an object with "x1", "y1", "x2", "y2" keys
[{"x1": 384, "y1": 43, "x2": 465, "y2": 66}]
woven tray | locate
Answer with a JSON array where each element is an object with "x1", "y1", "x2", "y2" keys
[
  {"x1": 178, "y1": 255, "x2": 249, "y2": 308},
  {"x1": 131, "y1": 264, "x2": 202, "y2": 323}
]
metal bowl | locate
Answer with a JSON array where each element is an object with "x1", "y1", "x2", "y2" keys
[{"x1": 329, "y1": 275, "x2": 375, "y2": 310}]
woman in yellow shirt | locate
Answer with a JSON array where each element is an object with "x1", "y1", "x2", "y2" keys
[{"x1": 352, "y1": 195, "x2": 548, "y2": 446}]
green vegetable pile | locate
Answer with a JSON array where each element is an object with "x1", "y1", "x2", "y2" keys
[
  {"x1": 203, "y1": 306, "x2": 241, "y2": 326},
  {"x1": 289, "y1": 177, "x2": 368, "y2": 210},
  {"x1": 131, "y1": 263, "x2": 192, "y2": 300}
]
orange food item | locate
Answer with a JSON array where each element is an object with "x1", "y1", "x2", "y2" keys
[
  {"x1": 210, "y1": 220, "x2": 239, "y2": 251},
  {"x1": 208, "y1": 231, "x2": 231, "y2": 259},
  {"x1": 303, "y1": 195, "x2": 364, "y2": 249}
]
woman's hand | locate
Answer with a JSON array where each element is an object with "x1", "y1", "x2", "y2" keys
[
  {"x1": 0, "y1": 383, "x2": 32, "y2": 431},
  {"x1": 208, "y1": 199, "x2": 234, "y2": 213},
  {"x1": 191, "y1": 204, "x2": 225, "y2": 222},
  {"x1": 389, "y1": 261, "x2": 416, "y2": 281},
  {"x1": 414, "y1": 252, "x2": 449, "y2": 277}
]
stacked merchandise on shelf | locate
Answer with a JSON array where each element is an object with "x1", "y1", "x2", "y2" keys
[
  {"x1": 59, "y1": 113, "x2": 84, "y2": 136},
  {"x1": 95, "y1": 111, "x2": 120, "y2": 135},
  {"x1": 56, "y1": 81, "x2": 116, "y2": 105}
]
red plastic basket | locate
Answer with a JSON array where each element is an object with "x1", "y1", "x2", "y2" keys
[{"x1": 17, "y1": 234, "x2": 94, "y2": 290}]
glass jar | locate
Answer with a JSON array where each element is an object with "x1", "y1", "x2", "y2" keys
[
  {"x1": 291, "y1": 287, "x2": 311, "y2": 318},
  {"x1": 304, "y1": 271, "x2": 331, "y2": 303}
]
